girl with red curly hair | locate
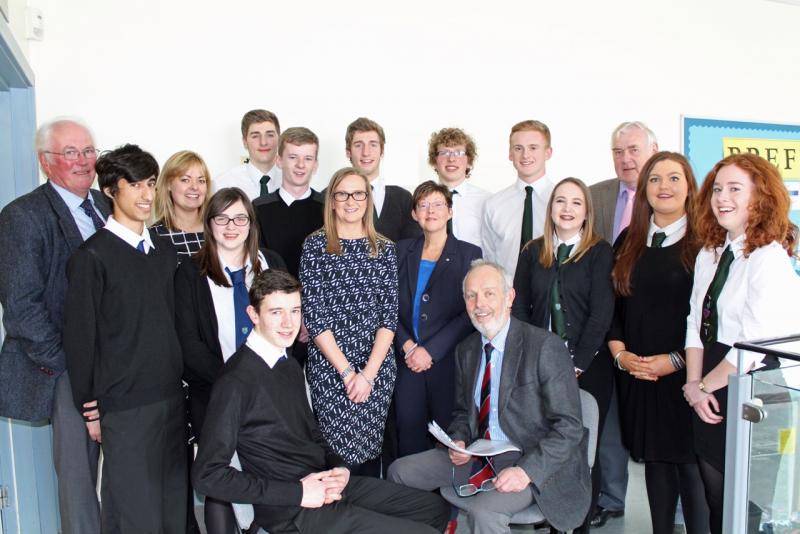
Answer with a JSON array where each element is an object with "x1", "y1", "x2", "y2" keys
[{"x1": 683, "y1": 153, "x2": 800, "y2": 534}]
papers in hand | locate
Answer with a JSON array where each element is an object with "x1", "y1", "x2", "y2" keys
[{"x1": 428, "y1": 421, "x2": 521, "y2": 457}]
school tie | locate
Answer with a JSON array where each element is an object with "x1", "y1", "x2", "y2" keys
[
  {"x1": 226, "y1": 267, "x2": 254, "y2": 349},
  {"x1": 550, "y1": 243, "x2": 573, "y2": 339},
  {"x1": 447, "y1": 189, "x2": 459, "y2": 235},
  {"x1": 651, "y1": 231, "x2": 667, "y2": 248},
  {"x1": 136, "y1": 240, "x2": 145, "y2": 253},
  {"x1": 520, "y1": 185, "x2": 533, "y2": 249},
  {"x1": 79, "y1": 198, "x2": 105, "y2": 231},
  {"x1": 701, "y1": 246, "x2": 735, "y2": 346},
  {"x1": 260, "y1": 175, "x2": 270, "y2": 196},
  {"x1": 469, "y1": 343, "x2": 495, "y2": 488}
]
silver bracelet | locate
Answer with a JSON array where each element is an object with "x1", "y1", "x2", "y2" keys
[
  {"x1": 339, "y1": 366, "x2": 354, "y2": 380},
  {"x1": 613, "y1": 350, "x2": 628, "y2": 372},
  {"x1": 669, "y1": 351, "x2": 686, "y2": 370},
  {"x1": 360, "y1": 371, "x2": 375, "y2": 387}
]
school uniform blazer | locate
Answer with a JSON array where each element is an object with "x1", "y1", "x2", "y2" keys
[
  {"x1": 394, "y1": 234, "x2": 482, "y2": 362},
  {"x1": 375, "y1": 186, "x2": 422, "y2": 242},
  {"x1": 588, "y1": 178, "x2": 620, "y2": 244},
  {"x1": 0, "y1": 182, "x2": 110, "y2": 421},
  {"x1": 174, "y1": 248, "x2": 286, "y2": 435},
  {"x1": 511, "y1": 238, "x2": 614, "y2": 372}
]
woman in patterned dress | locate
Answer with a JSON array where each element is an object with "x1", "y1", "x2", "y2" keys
[
  {"x1": 299, "y1": 167, "x2": 399, "y2": 477},
  {"x1": 151, "y1": 150, "x2": 210, "y2": 261}
]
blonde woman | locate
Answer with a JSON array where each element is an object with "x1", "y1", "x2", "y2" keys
[
  {"x1": 152, "y1": 150, "x2": 210, "y2": 260},
  {"x1": 299, "y1": 167, "x2": 398, "y2": 477}
]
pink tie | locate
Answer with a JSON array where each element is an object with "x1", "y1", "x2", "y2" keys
[{"x1": 620, "y1": 189, "x2": 635, "y2": 233}]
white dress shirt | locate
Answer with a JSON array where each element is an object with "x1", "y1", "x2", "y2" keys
[
  {"x1": 50, "y1": 181, "x2": 105, "y2": 241},
  {"x1": 647, "y1": 214, "x2": 687, "y2": 248},
  {"x1": 104, "y1": 216, "x2": 154, "y2": 253},
  {"x1": 482, "y1": 175, "x2": 556, "y2": 280},
  {"x1": 686, "y1": 235, "x2": 800, "y2": 370},
  {"x1": 449, "y1": 180, "x2": 489, "y2": 249},
  {"x1": 208, "y1": 251, "x2": 267, "y2": 360},
  {"x1": 214, "y1": 162, "x2": 283, "y2": 200},
  {"x1": 370, "y1": 175, "x2": 386, "y2": 217},
  {"x1": 244, "y1": 329, "x2": 287, "y2": 369},
  {"x1": 278, "y1": 186, "x2": 312, "y2": 206}
]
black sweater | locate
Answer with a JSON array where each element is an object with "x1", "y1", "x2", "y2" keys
[
  {"x1": 63, "y1": 229, "x2": 183, "y2": 412},
  {"x1": 254, "y1": 191, "x2": 324, "y2": 277},
  {"x1": 192, "y1": 346, "x2": 346, "y2": 524},
  {"x1": 512, "y1": 238, "x2": 615, "y2": 371}
]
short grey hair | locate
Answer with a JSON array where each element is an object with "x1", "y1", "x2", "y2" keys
[
  {"x1": 462, "y1": 259, "x2": 510, "y2": 295},
  {"x1": 610, "y1": 121, "x2": 657, "y2": 149},
  {"x1": 35, "y1": 117, "x2": 94, "y2": 156}
]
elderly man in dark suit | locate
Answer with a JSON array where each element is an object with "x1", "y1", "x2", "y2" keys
[
  {"x1": 388, "y1": 260, "x2": 590, "y2": 534},
  {"x1": 587, "y1": 120, "x2": 657, "y2": 528},
  {"x1": 0, "y1": 118, "x2": 109, "y2": 534}
]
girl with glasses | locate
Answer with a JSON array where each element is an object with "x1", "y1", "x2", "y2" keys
[{"x1": 175, "y1": 187, "x2": 285, "y2": 533}]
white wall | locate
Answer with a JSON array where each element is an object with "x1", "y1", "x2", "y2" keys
[{"x1": 22, "y1": 0, "x2": 800, "y2": 192}]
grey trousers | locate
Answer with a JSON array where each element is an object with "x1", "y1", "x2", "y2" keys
[
  {"x1": 388, "y1": 448, "x2": 534, "y2": 534},
  {"x1": 52, "y1": 372, "x2": 101, "y2": 534},
  {"x1": 596, "y1": 384, "x2": 629, "y2": 511}
]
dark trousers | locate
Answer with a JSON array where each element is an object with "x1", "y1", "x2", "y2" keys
[
  {"x1": 261, "y1": 476, "x2": 450, "y2": 534},
  {"x1": 574, "y1": 352, "x2": 614, "y2": 533},
  {"x1": 52, "y1": 372, "x2": 101, "y2": 534},
  {"x1": 100, "y1": 394, "x2": 187, "y2": 534},
  {"x1": 394, "y1": 355, "x2": 455, "y2": 458}
]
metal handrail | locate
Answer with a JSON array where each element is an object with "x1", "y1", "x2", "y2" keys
[{"x1": 733, "y1": 333, "x2": 800, "y2": 363}]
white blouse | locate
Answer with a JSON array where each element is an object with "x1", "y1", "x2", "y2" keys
[{"x1": 686, "y1": 234, "x2": 800, "y2": 370}]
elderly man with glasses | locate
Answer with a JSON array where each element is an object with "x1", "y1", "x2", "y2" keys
[
  {"x1": 388, "y1": 260, "x2": 590, "y2": 534},
  {"x1": 0, "y1": 118, "x2": 109, "y2": 534}
]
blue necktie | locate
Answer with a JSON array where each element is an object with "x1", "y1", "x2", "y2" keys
[
  {"x1": 136, "y1": 240, "x2": 145, "y2": 253},
  {"x1": 80, "y1": 198, "x2": 105, "y2": 231},
  {"x1": 226, "y1": 267, "x2": 253, "y2": 349}
]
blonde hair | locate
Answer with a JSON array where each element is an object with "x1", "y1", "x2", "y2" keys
[
  {"x1": 534, "y1": 177, "x2": 601, "y2": 268},
  {"x1": 153, "y1": 150, "x2": 211, "y2": 230},
  {"x1": 320, "y1": 167, "x2": 387, "y2": 256}
]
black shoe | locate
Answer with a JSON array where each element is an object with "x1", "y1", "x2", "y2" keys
[{"x1": 589, "y1": 507, "x2": 624, "y2": 528}]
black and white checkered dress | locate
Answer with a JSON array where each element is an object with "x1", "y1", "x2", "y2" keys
[
  {"x1": 299, "y1": 231, "x2": 398, "y2": 465},
  {"x1": 150, "y1": 223, "x2": 204, "y2": 263}
]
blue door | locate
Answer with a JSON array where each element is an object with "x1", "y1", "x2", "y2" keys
[{"x1": 0, "y1": 14, "x2": 62, "y2": 534}]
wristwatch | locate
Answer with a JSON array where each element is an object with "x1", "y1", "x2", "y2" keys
[{"x1": 698, "y1": 381, "x2": 706, "y2": 392}]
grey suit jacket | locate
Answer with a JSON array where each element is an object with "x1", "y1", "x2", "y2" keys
[
  {"x1": 0, "y1": 182, "x2": 110, "y2": 421},
  {"x1": 589, "y1": 177, "x2": 620, "y2": 244},
  {"x1": 448, "y1": 317, "x2": 590, "y2": 532}
]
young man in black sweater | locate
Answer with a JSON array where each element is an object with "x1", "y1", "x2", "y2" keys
[
  {"x1": 253, "y1": 126, "x2": 324, "y2": 278},
  {"x1": 193, "y1": 270, "x2": 449, "y2": 533},
  {"x1": 64, "y1": 144, "x2": 186, "y2": 534}
]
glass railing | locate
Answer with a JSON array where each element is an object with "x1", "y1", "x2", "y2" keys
[{"x1": 727, "y1": 336, "x2": 800, "y2": 533}]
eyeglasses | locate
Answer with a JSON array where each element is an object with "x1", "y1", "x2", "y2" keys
[
  {"x1": 211, "y1": 215, "x2": 250, "y2": 226},
  {"x1": 45, "y1": 148, "x2": 100, "y2": 161},
  {"x1": 333, "y1": 191, "x2": 368, "y2": 202},
  {"x1": 436, "y1": 149, "x2": 467, "y2": 158},
  {"x1": 417, "y1": 201, "x2": 448, "y2": 211},
  {"x1": 452, "y1": 463, "x2": 496, "y2": 498}
]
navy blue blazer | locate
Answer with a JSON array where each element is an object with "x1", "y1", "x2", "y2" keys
[
  {"x1": 0, "y1": 182, "x2": 110, "y2": 421},
  {"x1": 394, "y1": 234, "x2": 482, "y2": 362}
]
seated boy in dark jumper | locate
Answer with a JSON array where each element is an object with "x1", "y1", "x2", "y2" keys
[{"x1": 192, "y1": 269, "x2": 449, "y2": 533}]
